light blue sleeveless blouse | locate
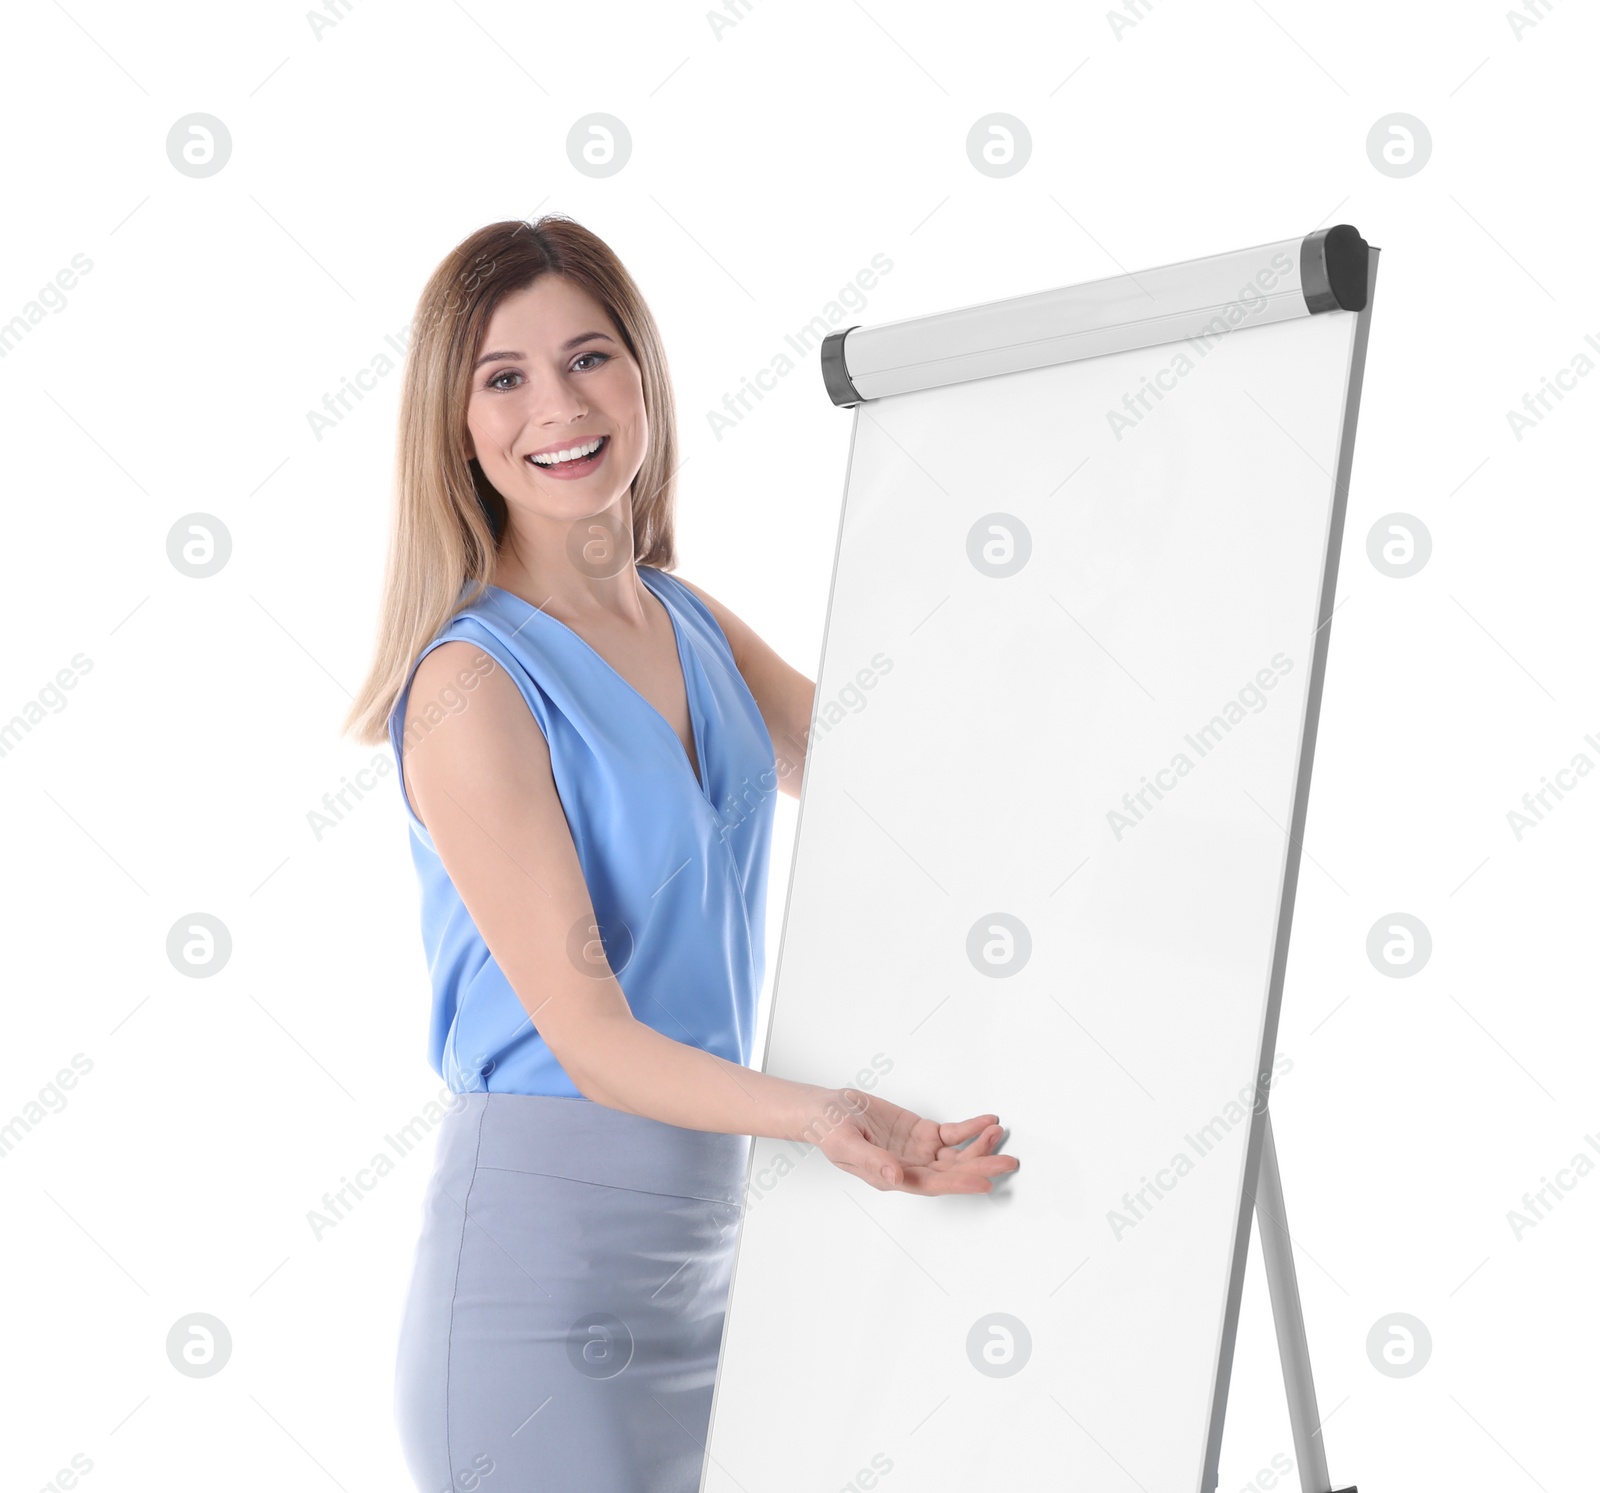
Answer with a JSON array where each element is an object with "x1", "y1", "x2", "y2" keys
[{"x1": 387, "y1": 565, "x2": 778, "y2": 1096}]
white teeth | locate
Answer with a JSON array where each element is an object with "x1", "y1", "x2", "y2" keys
[{"x1": 529, "y1": 436, "x2": 603, "y2": 466}]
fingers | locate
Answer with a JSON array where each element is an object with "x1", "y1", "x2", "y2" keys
[
  {"x1": 892, "y1": 1163, "x2": 1003, "y2": 1196},
  {"x1": 935, "y1": 1121, "x2": 1006, "y2": 1162},
  {"x1": 834, "y1": 1144, "x2": 969, "y2": 1196},
  {"x1": 873, "y1": 1146, "x2": 1020, "y2": 1197},
  {"x1": 937, "y1": 1113, "x2": 1002, "y2": 1147},
  {"x1": 827, "y1": 1112, "x2": 1018, "y2": 1196},
  {"x1": 913, "y1": 1127, "x2": 1020, "y2": 1195}
]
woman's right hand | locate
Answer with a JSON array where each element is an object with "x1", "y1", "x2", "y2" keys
[{"x1": 798, "y1": 1088, "x2": 1019, "y2": 1195}]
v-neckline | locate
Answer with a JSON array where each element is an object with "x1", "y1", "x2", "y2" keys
[{"x1": 483, "y1": 568, "x2": 710, "y2": 802}]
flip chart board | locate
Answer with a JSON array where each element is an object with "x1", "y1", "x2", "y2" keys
[{"x1": 703, "y1": 227, "x2": 1378, "y2": 1493}]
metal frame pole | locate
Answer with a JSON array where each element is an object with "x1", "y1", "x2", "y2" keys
[{"x1": 1252, "y1": 1110, "x2": 1354, "y2": 1493}]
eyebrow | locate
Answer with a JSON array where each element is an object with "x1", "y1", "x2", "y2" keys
[{"x1": 473, "y1": 331, "x2": 615, "y2": 371}]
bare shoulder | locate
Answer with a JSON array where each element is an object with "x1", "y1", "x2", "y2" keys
[
  {"x1": 407, "y1": 637, "x2": 492, "y2": 705},
  {"x1": 404, "y1": 639, "x2": 535, "y2": 742},
  {"x1": 400, "y1": 639, "x2": 552, "y2": 827}
]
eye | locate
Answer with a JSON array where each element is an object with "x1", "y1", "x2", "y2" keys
[{"x1": 482, "y1": 352, "x2": 608, "y2": 391}]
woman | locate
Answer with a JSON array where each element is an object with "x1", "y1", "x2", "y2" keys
[{"x1": 342, "y1": 215, "x2": 1018, "y2": 1492}]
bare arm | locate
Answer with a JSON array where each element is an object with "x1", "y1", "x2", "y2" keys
[
  {"x1": 401, "y1": 640, "x2": 831, "y2": 1140},
  {"x1": 399, "y1": 639, "x2": 1017, "y2": 1193}
]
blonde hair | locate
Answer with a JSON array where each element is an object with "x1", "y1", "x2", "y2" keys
[{"x1": 341, "y1": 215, "x2": 681, "y2": 747}]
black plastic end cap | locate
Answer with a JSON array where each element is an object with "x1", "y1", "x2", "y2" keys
[
  {"x1": 820, "y1": 327, "x2": 863, "y2": 407},
  {"x1": 1301, "y1": 225, "x2": 1370, "y2": 313}
]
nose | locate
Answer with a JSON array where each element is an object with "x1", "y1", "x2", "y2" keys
[{"x1": 524, "y1": 364, "x2": 589, "y2": 427}]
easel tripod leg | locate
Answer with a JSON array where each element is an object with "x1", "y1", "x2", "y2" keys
[{"x1": 1253, "y1": 1109, "x2": 1357, "y2": 1493}]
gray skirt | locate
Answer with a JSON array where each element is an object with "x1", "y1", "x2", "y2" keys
[{"x1": 393, "y1": 1091, "x2": 750, "y2": 1493}]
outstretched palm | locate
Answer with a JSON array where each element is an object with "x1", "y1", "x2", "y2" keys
[{"x1": 810, "y1": 1088, "x2": 1018, "y2": 1195}]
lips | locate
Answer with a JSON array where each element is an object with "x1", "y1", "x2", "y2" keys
[
  {"x1": 523, "y1": 433, "x2": 609, "y2": 480},
  {"x1": 525, "y1": 434, "x2": 608, "y2": 466}
]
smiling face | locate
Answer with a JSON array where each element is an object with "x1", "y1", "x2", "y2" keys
[{"x1": 464, "y1": 274, "x2": 648, "y2": 539}]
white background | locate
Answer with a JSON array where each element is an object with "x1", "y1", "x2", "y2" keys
[{"x1": 0, "y1": 2, "x2": 1594, "y2": 1491}]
